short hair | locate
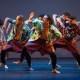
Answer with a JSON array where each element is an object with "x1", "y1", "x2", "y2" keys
[
  {"x1": 70, "y1": 16, "x2": 76, "y2": 20},
  {"x1": 38, "y1": 14, "x2": 45, "y2": 18},
  {"x1": 16, "y1": 15, "x2": 24, "y2": 21},
  {"x1": 63, "y1": 12, "x2": 70, "y2": 18},
  {"x1": 0, "y1": 19, "x2": 3, "y2": 26},
  {"x1": 44, "y1": 15, "x2": 53, "y2": 25}
]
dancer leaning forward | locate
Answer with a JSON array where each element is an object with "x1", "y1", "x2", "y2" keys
[
  {"x1": 13, "y1": 14, "x2": 62, "y2": 74},
  {"x1": 0, "y1": 15, "x2": 32, "y2": 70}
]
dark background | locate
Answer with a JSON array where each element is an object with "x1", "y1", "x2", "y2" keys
[
  {"x1": 0, "y1": 0, "x2": 80, "y2": 58},
  {"x1": 0, "y1": 0, "x2": 80, "y2": 20}
]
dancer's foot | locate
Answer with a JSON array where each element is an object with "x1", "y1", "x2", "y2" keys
[
  {"x1": 4, "y1": 65, "x2": 8, "y2": 69},
  {"x1": 48, "y1": 61, "x2": 51, "y2": 65},
  {"x1": 29, "y1": 67, "x2": 34, "y2": 71},
  {"x1": 56, "y1": 64, "x2": 61, "y2": 68},
  {"x1": 0, "y1": 63, "x2": 8, "y2": 69},
  {"x1": 13, "y1": 61, "x2": 21, "y2": 64},
  {"x1": 76, "y1": 62, "x2": 80, "y2": 67},
  {"x1": 52, "y1": 69, "x2": 60, "y2": 74},
  {"x1": 0, "y1": 63, "x2": 4, "y2": 66}
]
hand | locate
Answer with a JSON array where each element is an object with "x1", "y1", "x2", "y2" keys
[{"x1": 29, "y1": 12, "x2": 34, "y2": 20}]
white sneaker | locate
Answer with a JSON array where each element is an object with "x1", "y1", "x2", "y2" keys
[
  {"x1": 52, "y1": 69, "x2": 60, "y2": 74},
  {"x1": 76, "y1": 62, "x2": 80, "y2": 69},
  {"x1": 48, "y1": 59, "x2": 51, "y2": 65},
  {"x1": 56, "y1": 64, "x2": 61, "y2": 68},
  {"x1": 4, "y1": 65, "x2": 8, "y2": 69},
  {"x1": 76, "y1": 62, "x2": 80, "y2": 66},
  {"x1": 48, "y1": 61, "x2": 51, "y2": 65},
  {"x1": 29, "y1": 67, "x2": 34, "y2": 71}
]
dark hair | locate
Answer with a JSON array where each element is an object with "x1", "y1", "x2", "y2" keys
[
  {"x1": 47, "y1": 15, "x2": 53, "y2": 25},
  {"x1": 38, "y1": 14, "x2": 45, "y2": 18},
  {"x1": 70, "y1": 16, "x2": 76, "y2": 20},
  {"x1": 0, "y1": 19, "x2": 3, "y2": 26},
  {"x1": 16, "y1": 15, "x2": 24, "y2": 21},
  {"x1": 63, "y1": 12, "x2": 70, "y2": 18}
]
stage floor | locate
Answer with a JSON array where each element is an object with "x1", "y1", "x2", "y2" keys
[{"x1": 0, "y1": 58, "x2": 80, "y2": 80}]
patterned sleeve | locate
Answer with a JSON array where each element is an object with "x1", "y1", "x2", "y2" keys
[
  {"x1": 0, "y1": 28, "x2": 4, "y2": 35},
  {"x1": 0, "y1": 28, "x2": 6, "y2": 42},
  {"x1": 2, "y1": 36, "x2": 6, "y2": 42},
  {"x1": 23, "y1": 24, "x2": 31, "y2": 38},
  {"x1": 32, "y1": 18, "x2": 43, "y2": 31},
  {"x1": 8, "y1": 18, "x2": 16, "y2": 24},
  {"x1": 50, "y1": 25, "x2": 62, "y2": 38}
]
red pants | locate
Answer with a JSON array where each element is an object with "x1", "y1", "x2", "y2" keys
[{"x1": 25, "y1": 38, "x2": 55, "y2": 56}]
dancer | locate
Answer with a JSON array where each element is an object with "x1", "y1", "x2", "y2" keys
[
  {"x1": 53, "y1": 16, "x2": 80, "y2": 66},
  {"x1": 0, "y1": 19, "x2": 9, "y2": 69},
  {"x1": 0, "y1": 15, "x2": 33, "y2": 70},
  {"x1": 53, "y1": 12, "x2": 70, "y2": 35},
  {"x1": 13, "y1": 14, "x2": 62, "y2": 74}
]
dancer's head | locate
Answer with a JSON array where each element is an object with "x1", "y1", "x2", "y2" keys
[
  {"x1": 43, "y1": 15, "x2": 53, "y2": 26},
  {"x1": 70, "y1": 16, "x2": 76, "y2": 24},
  {"x1": 62, "y1": 12, "x2": 70, "y2": 21},
  {"x1": 38, "y1": 14, "x2": 45, "y2": 21},
  {"x1": 16, "y1": 15, "x2": 24, "y2": 26}
]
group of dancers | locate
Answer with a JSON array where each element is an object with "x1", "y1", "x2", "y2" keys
[{"x1": 0, "y1": 12, "x2": 80, "y2": 74}]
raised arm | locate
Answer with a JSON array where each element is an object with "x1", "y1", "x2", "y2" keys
[
  {"x1": 3, "y1": 17, "x2": 15, "y2": 34},
  {"x1": 2, "y1": 17, "x2": 11, "y2": 30}
]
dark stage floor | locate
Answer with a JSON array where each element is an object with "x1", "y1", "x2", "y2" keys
[{"x1": 0, "y1": 58, "x2": 80, "y2": 80}]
